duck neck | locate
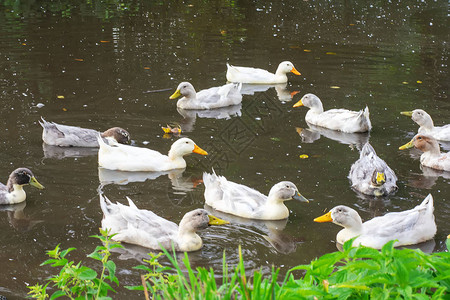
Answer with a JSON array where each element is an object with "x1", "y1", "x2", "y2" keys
[
  {"x1": 266, "y1": 194, "x2": 289, "y2": 218},
  {"x1": 6, "y1": 184, "x2": 27, "y2": 204},
  {"x1": 309, "y1": 102, "x2": 324, "y2": 114},
  {"x1": 274, "y1": 68, "x2": 288, "y2": 82},
  {"x1": 419, "y1": 117, "x2": 434, "y2": 131},
  {"x1": 168, "y1": 150, "x2": 188, "y2": 168},
  {"x1": 176, "y1": 227, "x2": 202, "y2": 251}
]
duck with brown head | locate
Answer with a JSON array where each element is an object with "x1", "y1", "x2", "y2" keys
[{"x1": 399, "y1": 134, "x2": 450, "y2": 171}]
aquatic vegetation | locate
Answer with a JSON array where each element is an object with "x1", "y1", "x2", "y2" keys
[
  {"x1": 29, "y1": 230, "x2": 450, "y2": 299},
  {"x1": 28, "y1": 229, "x2": 122, "y2": 300}
]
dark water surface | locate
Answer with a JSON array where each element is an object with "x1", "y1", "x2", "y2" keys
[{"x1": 0, "y1": 0, "x2": 448, "y2": 298}]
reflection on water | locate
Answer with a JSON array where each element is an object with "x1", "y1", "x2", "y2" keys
[
  {"x1": 239, "y1": 83, "x2": 296, "y2": 102},
  {"x1": 0, "y1": 202, "x2": 43, "y2": 232},
  {"x1": 296, "y1": 123, "x2": 370, "y2": 150},
  {"x1": 0, "y1": 0, "x2": 449, "y2": 298},
  {"x1": 176, "y1": 105, "x2": 242, "y2": 132},
  {"x1": 42, "y1": 143, "x2": 99, "y2": 159}
]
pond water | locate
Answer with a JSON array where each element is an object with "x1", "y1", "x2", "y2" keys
[{"x1": 0, "y1": 0, "x2": 449, "y2": 298}]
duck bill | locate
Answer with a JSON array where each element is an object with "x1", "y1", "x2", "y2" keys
[
  {"x1": 293, "y1": 192, "x2": 309, "y2": 203},
  {"x1": 400, "y1": 111, "x2": 413, "y2": 117},
  {"x1": 169, "y1": 89, "x2": 181, "y2": 100},
  {"x1": 399, "y1": 139, "x2": 414, "y2": 150},
  {"x1": 314, "y1": 211, "x2": 332, "y2": 223},
  {"x1": 293, "y1": 99, "x2": 304, "y2": 108},
  {"x1": 192, "y1": 144, "x2": 208, "y2": 155},
  {"x1": 291, "y1": 67, "x2": 301, "y2": 76},
  {"x1": 208, "y1": 215, "x2": 229, "y2": 225},
  {"x1": 30, "y1": 176, "x2": 44, "y2": 189},
  {"x1": 376, "y1": 172, "x2": 386, "y2": 185}
]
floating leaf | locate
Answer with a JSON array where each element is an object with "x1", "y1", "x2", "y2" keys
[
  {"x1": 143, "y1": 67, "x2": 150, "y2": 70},
  {"x1": 416, "y1": 80, "x2": 422, "y2": 84},
  {"x1": 57, "y1": 95, "x2": 65, "y2": 99},
  {"x1": 326, "y1": 52, "x2": 337, "y2": 55},
  {"x1": 62, "y1": 108, "x2": 67, "y2": 111},
  {"x1": 74, "y1": 58, "x2": 84, "y2": 62},
  {"x1": 303, "y1": 49, "x2": 311, "y2": 52},
  {"x1": 330, "y1": 86, "x2": 340, "y2": 89},
  {"x1": 299, "y1": 154, "x2": 309, "y2": 159},
  {"x1": 161, "y1": 124, "x2": 181, "y2": 135},
  {"x1": 21, "y1": 43, "x2": 27, "y2": 46},
  {"x1": 220, "y1": 30, "x2": 227, "y2": 35},
  {"x1": 270, "y1": 137, "x2": 281, "y2": 142},
  {"x1": 402, "y1": 81, "x2": 408, "y2": 84},
  {"x1": 349, "y1": 23, "x2": 355, "y2": 26},
  {"x1": 100, "y1": 40, "x2": 110, "y2": 43}
]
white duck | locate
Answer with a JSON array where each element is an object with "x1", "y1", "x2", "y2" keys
[
  {"x1": 169, "y1": 82, "x2": 242, "y2": 109},
  {"x1": 399, "y1": 135, "x2": 450, "y2": 171},
  {"x1": 0, "y1": 168, "x2": 44, "y2": 205},
  {"x1": 203, "y1": 171, "x2": 309, "y2": 220},
  {"x1": 348, "y1": 143, "x2": 398, "y2": 196},
  {"x1": 99, "y1": 195, "x2": 229, "y2": 251},
  {"x1": 401, "y1": 109, "x2": 450, "y2": 141},
  {"x1": 314, "y1": 194, "x2": 436, "y2": 249},
  {"x1": 226, "y1": 61, "x2": 301, "y2": 84},
  {"x1": 39, "y1": 118, "x2": 130, "y2": 147},
  {"x1": 293, "y1": 93, "x2": 372, "y2": 133},
  {"x1": 98, "y1": 137, "x2": 208, "y2": 172}
]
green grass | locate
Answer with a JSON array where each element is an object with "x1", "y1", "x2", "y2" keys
[{"x1": 29, "y1": 232, "x2": 450, "y2": 299}]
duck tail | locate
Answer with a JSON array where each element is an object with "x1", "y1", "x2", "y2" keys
[
  {"x1": 363, "y1": 106, "x2": 372, "y2": 131},
  {"x1": 419, "y1": 194, "x2": 434, "y2": 213},
  {"x1": 38, "y1": 116, "x2": 47, "y2": 128},
  {"x1": 360, "y1": 142, "x2": 376, "y2": 158},
  {"x1": 126, "y1": 196, "x2": 138, "y2": 210},
  {"x1": 99, "y1": 193, "x2": 113, "y2": 215}
]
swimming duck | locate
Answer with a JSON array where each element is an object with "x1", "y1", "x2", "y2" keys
[
  {"x1": 226, "y1": 61, "x2": 301, "y2": 84},
  {"x1": 203, "y1": 171, "x2": 309, "y2": 220},
  {"x1": 314, "y1": 194, "x2": 436, "y2": 249},
  {"x1": 0, "y1": 168, "x2": 44, "y2": 205},
  {"x1": 169, "y1": 82, "x2": 242, "y2": 109},
  {"x1": 399, "y1": 135, "x2": 450, "y2": 171},
  {"x1": 401, "y1": 109, "x2": 450, "y2": 141},
  {"x1": 293, "y1": 94, "x2": 372, "y2": 133},
  {"x1": 348, "y1": 143, "x2": 398, "y2": 196},
  {"x1": 99, "y1": 194, "x2": 229, "y2": 251},
  {"x1": 39, "y1": 118, "x2": 130, "y2": 147},
  {"x1": 98, "y1": 137, "x2": 208, "y2": 172}
]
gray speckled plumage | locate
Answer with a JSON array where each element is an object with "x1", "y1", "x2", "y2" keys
[
  {"x1": 348, "y1": 143, "x2": 397, "y2": 196},
  {"x1": 39, "y1": 117, "x2": 130, "y2": 147}
]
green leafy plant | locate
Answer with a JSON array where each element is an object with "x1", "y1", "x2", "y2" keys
[
  {"x1": 129, "y1": 239, "x2": 449, "y2": 299},
  {"x1": 28, "y1": 229, "x2": 123, "y2": 300}
]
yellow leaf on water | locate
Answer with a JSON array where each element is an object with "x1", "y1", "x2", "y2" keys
[
  {"x1": 304, "y1": 49, "x2": 311, "y2": 52},
  {"x1": 100, "y1": 40, "x2": 110, "y2": 43},
  {"x1": 330, "y1": 86, "x2": 340, "y2": 89},
  {"x1": 21, "y1": 43, "x2": 27, "y2": 46},
  {"x1": 62, "y1": 108, "x2": 67, "y2": 111},
  {"x1": 57, "y1": 95, "x2": 65, "y2": 99},
  {"x1": 326, "y1": 52, "x2": 337, "y2": 55},
  {"x1": 402, "y1": 81, "x2": 408, "y2": 84},
  {"x1": 349, "y1": 23, "x2": 355, "y2": 26},
  {"x1": 299, "y1": 154, "x2": 309, "y2": 159},
  {"x1": 74, "y1": 58, "x2": 84, "y2": 62},
  {"x1": 144, "y1": 67, "x2": 150, "y2": 70},
  {"x1": 417, "y1": 80, "x2": 422, "y2": 84},
  {"x1": 220, "y1": 30, "x2": 227, "y2": 35}
]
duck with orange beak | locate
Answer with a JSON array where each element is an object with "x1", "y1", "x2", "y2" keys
[
  {"x1": 226, "y1": 61, "x2": 301, "y2": 84},
  {"x1": 98, "y1": 137, "x2": 208, "y2": 172}
]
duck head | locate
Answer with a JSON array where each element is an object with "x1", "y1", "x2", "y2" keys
[
  {"x1": 401, "y1": 109, "x2": 434, "y2": 129},
  {"x1": 170, "y1": 82, "x2": 197, "y2": 100},
  {"x1": 7, "y1": 168, "x2": 44, "y2": 192},
  {"x1": 168, "y1": 138, "x2": 208, "y2": 159},
  {"x1": 276, "y1": 61, "x2": 301, "y2": 76},
  {"x1": 268, "y1": 181, "x2": 309, "y2": 203},
  {"x1": 399, "y1": 135, "x2": 440, "y2": 154},
  {"x1": 293, "y1": 93, "x2": 323, "y2": 112},
  {"x1": 314, "y1": 205, "x2": 362, "y2": 229},
  {"x1": 101, "y1": 127, "x2": 130, "y2": 144},
  {"x1": 179, "y1": 209, "x2": 229, "y2": 232}
]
